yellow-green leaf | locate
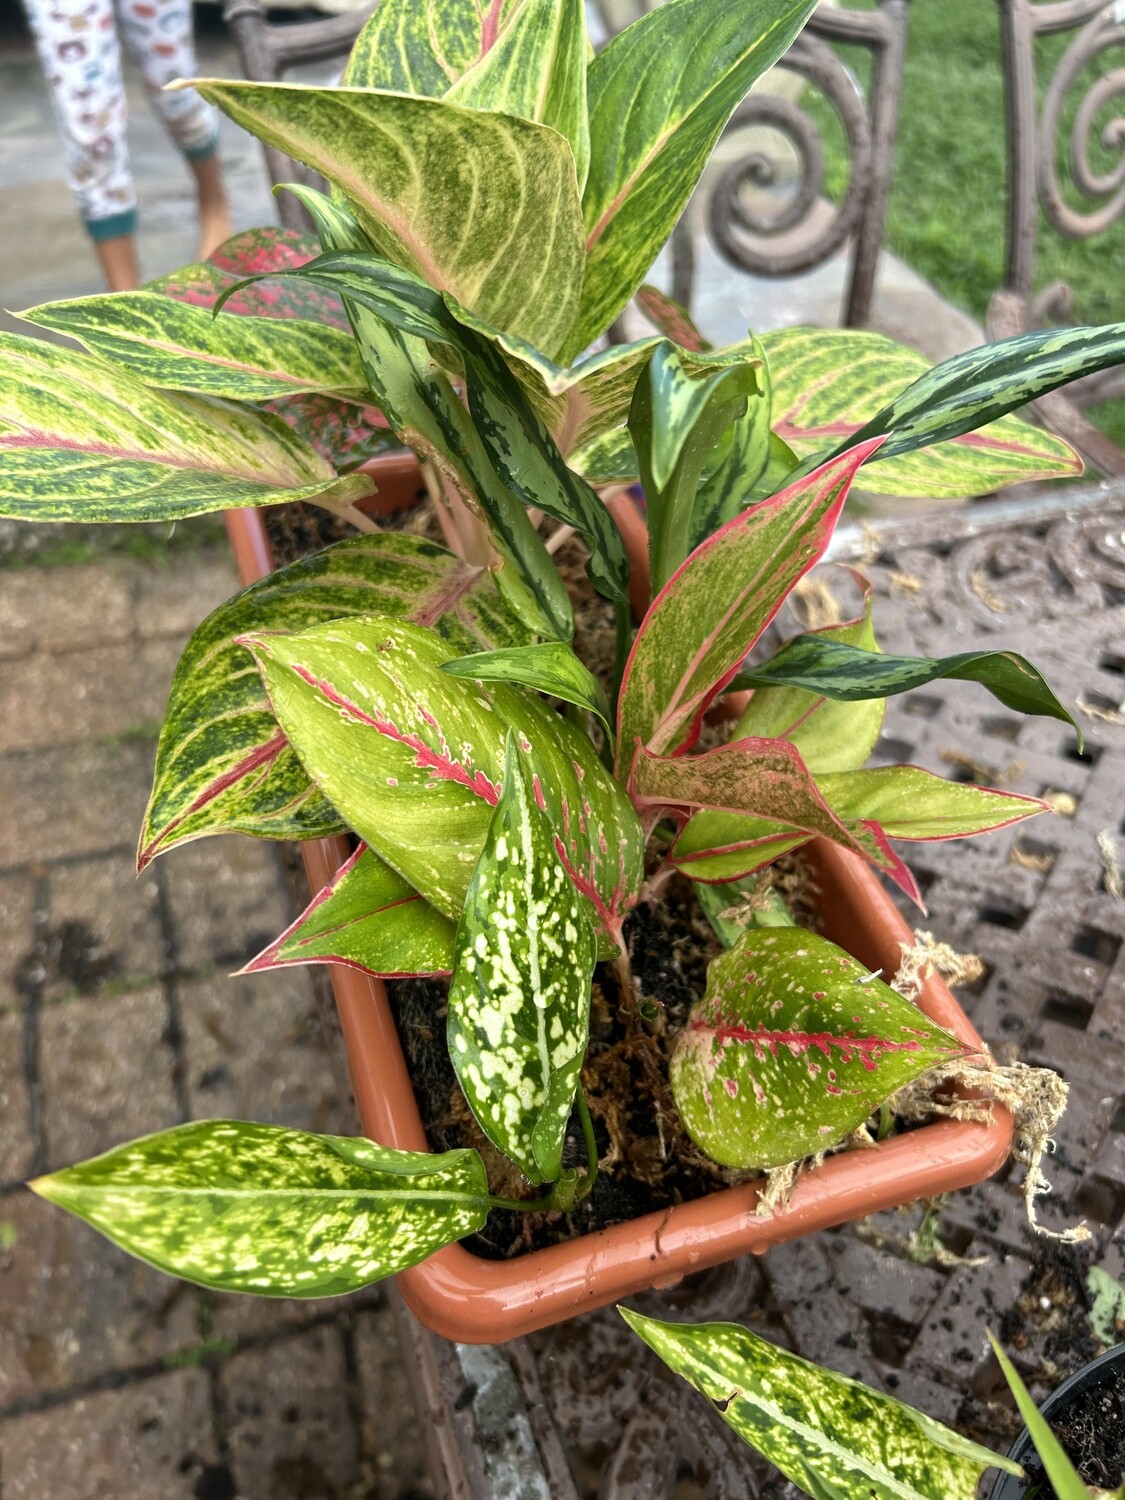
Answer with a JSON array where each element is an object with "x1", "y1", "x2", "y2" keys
[
  {"x1": 344, "y1": 0, "x2": 526, "y2": 94},
  {"x1": 0, "y1": 332, "x2": 371, "y2": 523},
  {"x1": 622, "y1": 1309, "x2": 1019, "y2": 1498},
  {"x1": 670, "y1": 927, "x2": 973, "y2": 1169},
  {"x1": 447, "y1": 733, "x2": 596, "y2": 1183},
  {"x1": 242, "y1": 844, "x2": 456, "y2": 979},
  {"x1": 32, "y1": 1121, "x2": 489, "y2": 1296},
  {"x1": 190, "y1": 79, "x2": 584, "y2": 355},
  {"x1": 21, "y1": 290, "x2": 363, "y2": 401}
]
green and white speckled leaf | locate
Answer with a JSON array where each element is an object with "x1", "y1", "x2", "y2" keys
[
  {"x1": 240, "y1": 615, "x2": 644, "y2": 949},
  {"x1": 446, "y1": 0, "x2": 590, "y2": 193},
  {"x1": 32, "y1": 1121, "x2": 489, "y2": 1296},
  {"x1": 737, "y1": 635, "x2": 1081, "y2": 742},
  {"x1": 674, "y1": 763, "x2": 1046, "y2": 886},
  {"x1": 621, "y1": 1310, "x2": 1019, "y2": 1498},
  {"x1": 0, "y1": 332, "x2": 371, "y2": 523},
  {"x1": 616, "y1": 439, "x2": 882, "y2": 770},
  {"x1": 286, "y1": 188, "x2": 574, "y2": 642},
  {"x1": 190, "y1": 79, "x2": 584, "y2": 356},
  {"x1": 344, "y1": 0, "x2": 526, "y2": 94},
  {"x1": 630, "y1": 341, "x2": 766, "y2": 593},
  {"x1": 20, "y1": 290, "x2": 363, "y2": 401},
  {"x1": 633, "y1": 737, "x2": 920, "y2": 904},
  {"x1": 448, "y1": 734, "x2": 596, "y2": 1183},
  {"x1": 670, "y1": 928, "x2": 972, "y2": 1169},
  {"x1": 763, "y1": 327, "x2": 1083, "y2": 498},
  {"x1": 243, "y1": 844, "x2": 456, "y2": 979},
  {"x1": 139, "y1": 534, "x2": 533, "y2": 868},
  {"x1": 442, "y1": 642, "x2": 613, "y2": 741},
  {"x1": 845, "y1": 321, "x2": 1125, "y2": 466},
  {"x1": 569, "y1": 0, "x2": 816, "y2": 357}
]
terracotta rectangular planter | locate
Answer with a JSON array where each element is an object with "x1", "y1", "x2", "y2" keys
[{"x1": 223, "y1": 496, "x2": 1013, "y2": 1344}]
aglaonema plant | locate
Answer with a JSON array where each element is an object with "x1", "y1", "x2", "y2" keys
[{"x1": 4, "y1": 0, "x2": 1124, "y2": 1298}]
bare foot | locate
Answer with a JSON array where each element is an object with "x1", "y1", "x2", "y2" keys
[{"x1": 191, "y1": 152, "x2": 232, "y2": 260}]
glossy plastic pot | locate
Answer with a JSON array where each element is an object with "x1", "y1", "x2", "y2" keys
[
  {"x1": 990, "y1": 1343, "x2": 1125, "y2": 1499},
  {"x1": 223, "y1": 488, "x2": 1014, "y2": 1343}
]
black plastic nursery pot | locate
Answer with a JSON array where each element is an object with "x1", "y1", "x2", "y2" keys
[{"x1": 990, "y1": 1342, "x2": 1125, "y2": 1498}]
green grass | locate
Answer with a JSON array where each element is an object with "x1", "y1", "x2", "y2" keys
[{"x1": 815, "y1": 0, "x2": 1125, "y2": 440}]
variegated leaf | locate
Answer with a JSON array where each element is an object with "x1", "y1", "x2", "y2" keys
[
  {"x1": 670, "y1": 927, "x2": 973, "y2": 1169},
  {"x1": 634, "y1": 284, "x2": 710, "y2": 352},
  {"x1": 189, "y1": 79, "x2": 585, "y2": 355},
  {"x1": 844, "y1": 320, "x2": 1125, "y2": 466},
  {"x1": 286, "y1": 188, "x2": 575, "y2": 641},
  {"x1": 264, "y1": 392, "x2": 401, "y2": 473},
  {"x1": 239, "y1": 616, "x2": 644, "y2": 949},
  {"x1": 446, "y1": 0, "x2": 590, "y2": 193},
  {"x1": 731, "y1": 575, "x2": 884, "y2": 775},
  {"x1": 763, "y1": 327, "x2": 1083, "y2": 498},
  {"x1": 737, "y1": 634, "x2": 1081, "y2": 743},
  {"x1": 569, "y1": 0, "x2": 817, "y2": 357},
  {"x1": 616, "y1": 439, "x2": 883, "y2": 771},
  {"x1": 21, "y1": 290, "x2": 364, "y2": 401},
  {"x1": 633, "y1": 737, "x2": 920, "y2": 903},
  {"x1": 674, "y1": 763, "x2": 1046, "y2": 886},
  {"x1": 344, "y1": 0, "x2": 526, "y2": 94},
  {"x1": 149, "y1": 225, "x2": 342, "y2": 322},
  {"x1": 448, "y1": 733, "x2": 596, "y2": 1183},
  {"x1": 442, "y1": 642, "x2": 613, "y2": 740},
  {"x1": 242, "y1": 844, "x2": 456, "y2": 979},
  {"x1": 630, "y1": 341, "x2": 766, "y2": 593},
  {"x1": 139, "y1": 534, "x2": 533, "y2": 868},
  {"x1": 0, "y1": 332, "x2": 370, "y2": 523},
  {"x1": 249, "y1": 247, "x2": 630, "y2": 604},
  {"x1": 621, "y1": 1310, "x2": 1019, "y2": 1499},
  {"x1": 32, "y1": 1121, "x2": 488, "y2": 1295}
]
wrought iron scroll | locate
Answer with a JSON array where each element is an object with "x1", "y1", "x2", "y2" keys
[{"x1": 674, "y1": 0, "x2": 910, "y2": 329}]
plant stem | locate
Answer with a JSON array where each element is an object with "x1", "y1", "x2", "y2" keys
[
  {"x1": 316, "y1": 498, "x2": 380, "y2": 535},
  {"x1": 487, "y1": 1189, "x2": 555, "y2": 1213},
  {"x1": 611, "y1": 595, "x2": 631, "y2": 717},
  {"x1": 577, "y1": 1087, "x2": 599, "y2": 1191}
]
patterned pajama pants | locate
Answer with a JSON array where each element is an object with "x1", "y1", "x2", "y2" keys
[{"x1": 22, "y1": 0, "x2": 219, "y2": 241}]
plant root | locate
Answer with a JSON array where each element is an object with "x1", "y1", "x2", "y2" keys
[{"x1": 1098, "y1": 830, "x2": 1123, "y2": 900}]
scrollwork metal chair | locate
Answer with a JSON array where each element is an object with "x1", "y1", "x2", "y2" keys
[
  {"x1": 988, "y1": 0, "x2": 1125, "y2": 476},
  {"x1": 219, "y1": 0, "x2": 375, "y2": 232}
]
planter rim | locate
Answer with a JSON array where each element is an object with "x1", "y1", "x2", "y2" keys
[
  {"x1": 223, "y1": 492, "x2": 1014, "y2": 1344},
  {"x1": 989, "y1": 1342, "x2": 1125, "y2": 1499}
]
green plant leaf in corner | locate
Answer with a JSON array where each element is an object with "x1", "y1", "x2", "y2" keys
[
  {"x1": 241, "y1": 844, "x2": 456, "y2": 980},
  {"x1": 442, "y1": 641, "x2": 613, "y2": 742},
  {"x1": 446, "y1": 0, "x2": 590, "y2": 194},
  {"x1": 621, "y1": 1309, "x2": 1020, "y2": 1499},
  {"x1": 344, "y1": 0, "x2": 526, "y2": 95},
  {"x1": 1087, "y1": 1267, "x2": 1125, "y2": 1348},
  {"x1": 31, "y1": 1121, "x2": 489, "y2": 1295},
  {"x1": 447, "y1": 732, "x2": 597, "y2": 1184},
  {"x1": 988, "y1": 1332, "x2": 1090, "y2": 1500},
  {"x1": 670, "y1": 927, "x2": 974, "y2": 1169},
  {"x1": 570, "y1": 0, "x2": 817, "y2": 356},
  {"x1": 0, "y1": 332, "x2": 372, "y2": 523},
  {"x1": 736, "y1": 637, "x2": 1082, "y2": 748}
]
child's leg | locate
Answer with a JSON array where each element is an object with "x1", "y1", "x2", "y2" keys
[
  {"x1": 116, "y1": 0, "x2": 231, "y2": 257},
  {"x1": 21, "y1": 0, "x2": 141, "y2": 288}
]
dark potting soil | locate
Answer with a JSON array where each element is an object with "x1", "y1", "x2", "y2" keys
[{"x1": 1019, "y1": 1363, "x2": 1125, "y2": 1496}]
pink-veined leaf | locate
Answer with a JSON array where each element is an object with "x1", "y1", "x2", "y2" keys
[
  {"x1": 670, "y1": 926, "x2": 976, "y2": 1169},
  {"x1": 241, "y1": 844, "x2": 455, "y2": 980},
  {"x1": 762, "y1": 326, "x2": 1083, "y2": 498},
  {"x1": 615, "y1": 437, "x2": 885, "y2": 772},
  {"x1": 632, "y1": 737, "x2": 921, "y2": 904},
  {"x1": 238, "y1": 615, "x2": 644, "y2": 951},
  {"x1": 672, "y1": 762, "x2": 1047, "y2": 886},
  {"x1": 634, "y1": 284, "x2": 711, "y2": 352},
  {"x1": 139, "y1": 534, "x2": 535, "y2": 869}
]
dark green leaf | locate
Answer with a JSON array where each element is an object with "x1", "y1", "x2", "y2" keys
[{"x1": 442, "y1": 642, "x2": 613, "y2": 741}]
